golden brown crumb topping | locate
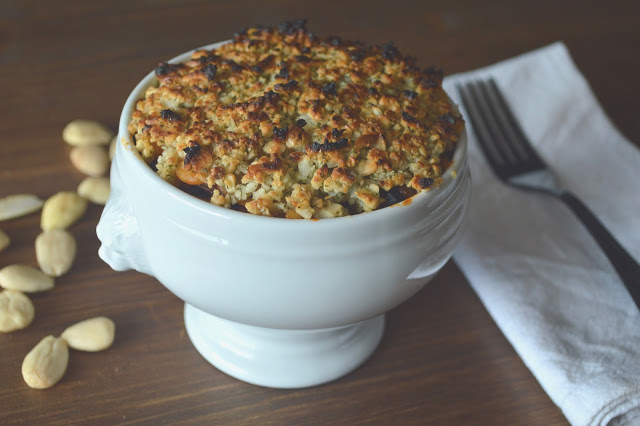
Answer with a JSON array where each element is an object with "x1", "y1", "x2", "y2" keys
[{"x1": 128, "y1": 20, "x2": 464, "y2": 218}]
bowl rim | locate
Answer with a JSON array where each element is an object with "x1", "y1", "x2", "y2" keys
[{"x1": 117, "y1": 41, "x2": 468, "y2": 227}]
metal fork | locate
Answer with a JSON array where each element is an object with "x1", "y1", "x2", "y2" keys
[{"x1": 457, "y1": 78, "x2": 640, "y2": 309}]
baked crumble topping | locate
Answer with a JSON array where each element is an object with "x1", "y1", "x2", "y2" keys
[{"x1": 128, "y1": 19, "x2": 464, "y2": 218}]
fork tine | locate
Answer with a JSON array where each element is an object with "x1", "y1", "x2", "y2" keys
[
  {"x1": 467, "y1": 81, "x2": 521, "y2": 166},
  {"x1": 482, "y1": 79, "x2": 545, "y2": 168},
  {"x1": 456, "y1": 81, "x2": 511, "y2": 178}
]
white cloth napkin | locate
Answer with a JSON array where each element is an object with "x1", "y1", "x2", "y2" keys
[{"x1": 441, "y1": 42, "x2": 640, "y2": 426}]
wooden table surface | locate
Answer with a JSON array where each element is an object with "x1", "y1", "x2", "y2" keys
[{"x1": 1, "y1": 1, "x2": 638, "y2": 424}]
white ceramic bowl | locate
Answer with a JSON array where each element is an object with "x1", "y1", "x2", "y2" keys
[{"x1": 97, "y1": 42, "x2": 471, "y2": 388}]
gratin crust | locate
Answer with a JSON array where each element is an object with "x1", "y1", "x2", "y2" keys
[{"x1": 128, "y1": 20, "x2": 464, "y2": 218}]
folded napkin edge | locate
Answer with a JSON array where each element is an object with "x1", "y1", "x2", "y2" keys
[
  {"x1": 446, "y1": 41, "x2": 640, "y2": 426},
  {"x1": 588, "y1": 387, "x2": 640, "y2": 426}
]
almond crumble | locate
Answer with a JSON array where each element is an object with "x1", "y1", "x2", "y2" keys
[{"x1": 128, "y1": 20, "x2": 464, "y2": 218}]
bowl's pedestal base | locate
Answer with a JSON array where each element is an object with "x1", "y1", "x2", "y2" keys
[{"x1": 184, "y1": 304, "x2": 385, "y2": 388}]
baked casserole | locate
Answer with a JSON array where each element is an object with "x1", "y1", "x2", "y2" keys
[{"x1": 128, "y1": 20, "x2": 464, "y2": 218}]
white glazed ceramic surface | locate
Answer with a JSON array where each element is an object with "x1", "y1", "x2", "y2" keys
[{"x1": 97, "y1": 42, "x2": 471, "y2": 388}]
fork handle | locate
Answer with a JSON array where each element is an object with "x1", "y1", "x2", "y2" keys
[{"x1": 560, "y1": 192, "x2": 640, "y2": 306}]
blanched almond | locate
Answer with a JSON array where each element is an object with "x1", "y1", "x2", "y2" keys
[
  {"x1": 62, "y1": 119, "x2": 113, "y2": 146},
  {"x1": 41, "y1": 191, "x2": 87, "y2": 230},
  {"x1": 61, "y1": 316, "x2": 115, "y2": 352},
  {"x1": 70, "y1": 146, "x2": 109, "y2": 177},
  {"x1": 77, "y1": 177, "x2": 111, "y2": 205},
  {"x1": 35, "y1": 230, "x2": 77, "y2": 277},
  {"x1": 0, "y1": 290, "x2": 35, "y2": 332},
  {"x1": 0, "y1": 264, "x2": 54, "y2": 292},
  {"x1": 0, "y1": 194, "x2": 44, "y2": 221},
  {"x1": 0, "y1": 228, "x2": 9, "y2": 252},
  {"x1": 22, "y1": 335, "x2": 69, "y2": 389}
]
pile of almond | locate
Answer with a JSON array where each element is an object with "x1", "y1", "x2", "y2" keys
[
  {"x1": 22, "y1": 317, "x2": 115, "y2": 389},
  {"x1": 0, "y1": 119, "x2": 118, "y2": 389}
]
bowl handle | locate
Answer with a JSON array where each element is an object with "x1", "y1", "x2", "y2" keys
[{"x1": 96, "y1": 152, "x2": 152, "y2": 275}]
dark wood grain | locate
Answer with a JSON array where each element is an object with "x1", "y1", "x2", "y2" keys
[{"x1": 1, "y1": 1, "x2": 638, "y2": 424}]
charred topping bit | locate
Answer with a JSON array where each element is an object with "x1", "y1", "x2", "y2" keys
[
  {"x1": 262, "y1": 156, "x2": 282, "y2": 170},
  {"x1": 273, "y1": 126, "x2": 288, "y2": 140},
  {"x1": 440, "y1": 113, "x2": 456, "y2": 124},
  {"x1": 263, "y1": 90, "x2": 280, "y2": 104},
  {"x1": 418, "y1": 177, "x2": 435, "y2": 189},
  {"x1": 310, "y1": 137, "x2": 349, "y2": 152},
  {"x1": 197, "y1": 53, "x2": 216, "y2": 65},
  {"x1": 160, "y1": 109, "x2": 183, "y2": 122},
  {"x1": 342, "y1": 106, "x2": 358, "y2": 120},
  {"x1": 177, "y1": 181, "x2": 214, "y2": 201},
  {"x1": 130, "y1": 20, "x2": 463, "y2": 218},
  {"x1": 401, "y1": 111, "x2": 422, "y2": 127},
  {"x1": 224, "y1": 59, "x2": 243, "y2": 72},
  {"x1": 275, "y1": 66, "x2": 290, "y2": 80},
  {"x1": 221, "y1": 139, "x2": 235, "y2": 149},
  {"x1": 155, "y1": 61, "x2": 186, "y2": 77},
  {"x1": 382, "y1": 42, "x2": 401, "y2": 61},
  {"x1": 274, "y1": 80, "x2": 298, "y2": 91},
  {"x1": 322, "y1": 81, "x2": 337, "y2": 97},
  {"x1": 246, "y1": 156, "x2": 283, "y2": 179},
  {"x1": 435, "y1": 112, "x2": 462, "y2": 136},
  {"x1": 403, "y1": 90, "x2": 417, "y2": 100},
  {"x1": 380, "y1": 186, "x2": 417, "y2": 207},
  {"x1": 183, "y1": 143, "x2": 201, "y2": 165},
  {"x1": 420, "y1": 66, "x2": 444, "y2": 88},
  {"x1": 230, "y1": 203, "x2": 248, "y2": 213},
  {"x1": 203, "y1": 64, "x2": 218, "y2": 81}
]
